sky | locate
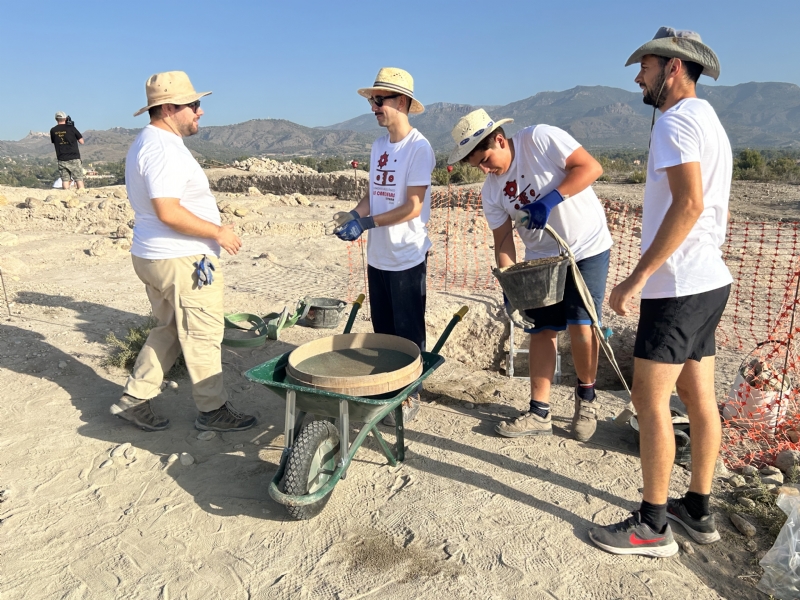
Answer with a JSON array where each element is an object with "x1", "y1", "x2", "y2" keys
[{"x1": 1, "y1": 0, "x2": 798, "y2": 141}]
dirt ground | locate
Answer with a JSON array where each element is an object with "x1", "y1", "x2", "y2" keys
[{"x1": 1, "y1": 180, "x2": 798, "y2": 599}]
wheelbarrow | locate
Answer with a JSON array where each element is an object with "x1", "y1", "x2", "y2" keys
[{"x1": 244, "y1": 297, "x2": 469, "y2": 520}]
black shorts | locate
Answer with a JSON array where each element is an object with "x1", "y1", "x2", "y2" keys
[{"x1": 634, "y1": 284, "x2": 730, "y2": 364}]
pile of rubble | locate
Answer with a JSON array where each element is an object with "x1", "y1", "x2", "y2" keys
[{"x1": 233, "y1": 157, "x2": 317, "y2": 175}]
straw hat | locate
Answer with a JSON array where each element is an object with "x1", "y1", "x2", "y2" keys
[
  {"x1": 357, "y1": 67, "x2": 424, "y2": 114},
  {"x1": 626, "y1": 27, "x2": 720, "y2": 80},
  {"x1": 447, "y1": 109, "x2": 513, "y2": 164},
  {"x1": 133, "y1": 71, "x2": 212, "y2": 117}
]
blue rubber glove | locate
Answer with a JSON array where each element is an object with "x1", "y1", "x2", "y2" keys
[
  {"x1": 194, "y1": 255, "x2": 215, "y2": 288},
  {"x1": 335, "y1": 215, "x2": 376, "y2": 241},
  {"x1": 515, "y1": 189, "x2": 567, "y2": 230}
]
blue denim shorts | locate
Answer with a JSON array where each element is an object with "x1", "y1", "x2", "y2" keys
[{"x1": 522, "y1": 249, "x2": 610, "y2": 333}]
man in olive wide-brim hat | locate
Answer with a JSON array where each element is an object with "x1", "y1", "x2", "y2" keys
[
  {"x1": 588, "y1": 28, "x2": 732, "y2": 559},
  {"x1": 331, "y1": 67, "x2": 435, "y2": 427},
  {"x1": 111, "y1": 71, "x2": 257, "y2": 434},
  {"x1": 448, "y1": 107, "x2": 612, "y2": 445}
]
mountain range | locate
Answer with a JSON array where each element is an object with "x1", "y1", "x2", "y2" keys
[{"x1": 3, "y1": 82, "x2": 799, "y2": 162}]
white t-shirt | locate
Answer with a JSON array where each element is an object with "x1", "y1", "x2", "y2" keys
[
  {"x1": 125, "y1": 125, "x2": 221, "y2": 259},
  {"x1": 366, "y1": 129, "x2": 435, "y2": 271},
  {"x1": 642, "y1": 98, "x2": 733, "y2": 298},
  {"x1": 482, "y1": 125, "x2": 612, "y2": 262}
]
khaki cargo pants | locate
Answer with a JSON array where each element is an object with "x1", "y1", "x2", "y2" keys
[{"x1": 123, "y1": 254, "x2": 228, "y2": 412}]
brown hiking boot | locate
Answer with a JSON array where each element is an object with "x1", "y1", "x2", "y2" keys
[
  {"x1": 110, "y1": 394, "x2": 170, "y2": 431},
  {"x1": 572, "y1": 390, "x2": 597, "y2": 442},
  {"x1": 195, "y1": 402, "x2": 256, "y2": 432},
  {"x1": 495, "y1": 412, "x2": 552, "y2": 437}
]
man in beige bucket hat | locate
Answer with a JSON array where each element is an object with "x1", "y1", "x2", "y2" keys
[
  {"x1": 448, "y1": 109, "x2": 612, "y2": 443},
  {"x1": 332, "y1": 67, "x2": 434, "y2": 426},
  {"x1": 589, "y1": 27, "x2": 731, "y2": 558},
  {"x1": 111, "y1": 71, "x2": 256, "y2": 433}
]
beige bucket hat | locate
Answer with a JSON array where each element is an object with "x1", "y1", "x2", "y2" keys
[
  {"x1": 447, "y1": 109, "x2": 513, "y2": 164},
  {"x1": 357, "y1": 67, "x2": 424, "y2": 114},
  {"x1": 626, "y1": 27, "x2": 720, "y2": 80},
  {"x1": 133, "y1": 71, "x2": 212, "y2": 117}
]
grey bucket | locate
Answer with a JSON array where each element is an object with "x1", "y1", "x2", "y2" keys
[{"x1": 298, "y1": 297, "x2": 347, "y2": 329}]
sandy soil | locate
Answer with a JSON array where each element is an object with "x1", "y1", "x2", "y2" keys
[{"x1": 1, "y1": 181, "x2": 797, "y2": 599}]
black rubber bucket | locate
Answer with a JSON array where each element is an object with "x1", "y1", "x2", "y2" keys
[
  {"x1": 494, "y1": 256, "x2": 569, "y2": 310},
  {"x1": 298, "y1": 297, "x2": 346, "y2": 329},
  {"x1": 630, "y1": 411, "x2": 692, "y2": 465}
]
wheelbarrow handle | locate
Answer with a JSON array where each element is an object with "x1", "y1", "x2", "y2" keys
[
  {"x1": 431, "y1": 305, "x2": 469, "y2": 355},
  {"x1": 343, "y1": 293, "x2": 366, "y2": 334}
]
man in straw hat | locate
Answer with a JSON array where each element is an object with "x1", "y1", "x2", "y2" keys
[
  {"x1": 449, "y1": 109, "x2": 612, "y2": 442},
  {"x1": 110, "y1": 71, "x2": 256, "y2": 433},
  {"x1": 332, "y1": 67, "x2": 435, "y2": 425},
  {"x1": 588, "y1": 28, "x2": 732, "y2": 558}
]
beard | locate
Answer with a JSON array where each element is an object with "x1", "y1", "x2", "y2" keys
[
  {"x1": 642, "y1": 68, "x2": 668, "y2": 108},
  {"x1": 179, "y1": 119, "x2": 199, "y2": 137}
]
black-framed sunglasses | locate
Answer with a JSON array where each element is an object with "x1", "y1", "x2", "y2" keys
[
  {"x1": 177, "y1": 100, "x2": 201, "y2": 113},
  {"x1": 367, "y1": 94, "x2": 401, "y2": 108}
]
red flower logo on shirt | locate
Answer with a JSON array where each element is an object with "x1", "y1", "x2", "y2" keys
[
  {"x1": 518, "y1": 191, "x2": 530, "y2": 205},
  {"x1": 503, "y1": 180, "x2": 518, "y2": 198},
  {"x1": 378, "y1": 152, "x2": 389, "y2": 168}
]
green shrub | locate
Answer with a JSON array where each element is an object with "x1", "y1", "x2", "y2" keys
[
  {"x1": 102, "y1": 316, "x2": 185, "y2": 377},
  {"x1": 449, "y1": 162, "x2": 485, "y2": 185},
  {"x1": 627, "y1": 170, "x2": 647, "y2": 184},
  {"x1": 431, "y1": 168, "x2": 451, "y2": 186}
]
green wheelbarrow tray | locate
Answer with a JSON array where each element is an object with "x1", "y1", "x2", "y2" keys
[{"x1": 243, "y1": 302, "x2": 468, "y2": 519}]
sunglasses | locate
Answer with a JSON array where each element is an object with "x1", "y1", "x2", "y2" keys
[
  {"x1": 368, "y1": 94, "x2": 401, "y2": 108},
  {"x1": 175, "y1": 100, "x2": 201, "y2": 113}
]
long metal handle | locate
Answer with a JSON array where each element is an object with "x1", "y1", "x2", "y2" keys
[
  {"x1": 431, "y1": 306, "x2": 469, "y2": 355},
  {"x1": 343, "y1": 293, "x2": 365, "y2": 334}
]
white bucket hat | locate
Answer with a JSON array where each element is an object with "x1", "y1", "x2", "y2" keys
[
  {"x1": 357, "y1": 67, "x2": 424, "y2": 114},
  {"x1": 134, "y1": 71, "x2": 212, "y2": 117},
  {"x1": 447, "y1": 109, "x2": 513, "y2": 164},
  {"x1": 626, "y1": 27, "x2": 720, "y2": 80}
]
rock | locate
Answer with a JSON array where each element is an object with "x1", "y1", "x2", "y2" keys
[
  {"x1": 25, "y1": 197, "x2": 42, "y2": 209},
  {"x1": 45, "y1": 194, "x2": 60, "y2": 203},
  {"x1": 247, "y1": 186, "x2": 262, "y2": 196},
  {"x1": 0, "y1": 195, "x2": 8, "y2": 206},
  {"x1": 730, "y1": 513, "x2": 757, "y2": 537},
  {"x1": 680, "y1": 540, "x2": 695, "y2": 554},
  {"x1": 110, "y1": 442, "x2": 131, "y2": 458},
  {"x1": 775, "y1": 449, "x2": 800, "y2": 473},
  {"x1": 742, "y1": 465, "x2": 759, "y2": 476},
  {"x1": 770, "y1": 485, "x2": 800, "y2": 497},
  {"x1": 0, "y1": 256, "x2": 27, "y2": 276},
  {"x1": 463, "y1": 402, "x2": 475, "y2": 409},
  {"x1": 762, "y1": 472, "x2": 784, "y2": 486},
  {"x1": 197, "y1": 431, "x2": 216, "y2": 441},
  {"x1": 744, "y1": 475, "x2": 754, "y2": 485},
  {"x1": 58, "y1": 361, "x2": 67, "y2": 369},
  {"x1": 715, "y1": 457, "x2": 732, "y2": 478},
  {"x1": 65, "y1": 197, "x2": 80, "y2": 209},
  {"x1": 95, "y1": 193, "x2": 108, "y2": 199},
  {"x1": 0, "y1": 489, "x2": 10, "y2": 503},
  {"x1": 167, "y1": 381, "x2": 178, "y2": 389},
  {"x1": 88, "y1": 238, "x2": 116, "y2": 256},
  {"x1": 234, "y1": 443, "x2": 244, "y2": 449},
  {"x1": 99, "y1": 459, "x2": 113, "y2": 469},
  {"x1": 234, "y1": 208, "x2": 249, "y2": 217},
  {"x1": 219, "y1": 203, "x2": 234, "y2": 214},
  {"x1": 112, "y1": 191, "x2": 126, "y2": 199},
  {"x1": 745, "y1": 540, "x2": 757, "y2": 552},
  {"x1": 728, "y1": 474, "x2": 746, "y2": 488},
  {"x1": 738, "y1": 497, "x2": 756, "y2": 508},
  {"x1": 98, "y1": 200, "x2": 108, "y2": 210},
  {"x1": 788, "y1": 430, "x2": 800, "y2": 444},
  {"x1": 167, "y1": 453, "x2": 179, "y2": 463},
  {"x1": 761, "y1": 465, "x2": 782, "y2": 476},
  {"x1": 294, "y1": 193, "x2": 310, "y2": 206},
  {"x1": 124, "y1": 446, "x2": 136, "y2": 460},
  {"x1": 734, "y1": 487, "x2": 766, "y2": 500},
  {"x1": 179, "y1": 452, "x2": 194, "y2": 466},
  {"x1": 0, "y1": 232, "x2": 18, "y2": 247},
  {"x1": 115, "y1": 224, "x2": 133, "y2": 239}
]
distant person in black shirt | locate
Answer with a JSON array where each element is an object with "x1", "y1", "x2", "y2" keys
[{"x1": 50, "y1": 111, "x2": 85, "y2": 190}]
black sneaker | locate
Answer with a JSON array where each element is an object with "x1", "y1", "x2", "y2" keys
[
  {"x1": 110, "y1": 394, "x2": 170, "y2": 431},
  {"x1": 589, "y1": 511, "x2": 679, "y2": 557},
  {"x1": 383, "y1": 393, "x2": 421, "y2": 427},
  {"x1": 666, "y1": 497, "x2": 720, "y2": 544},
  {"x1": 195, "y1": 402, "x2": 256, "y2": 432}
]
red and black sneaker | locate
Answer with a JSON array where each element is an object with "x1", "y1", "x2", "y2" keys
[{"x1": 589, "y1": 511, "x2": 679, "y2": 557}]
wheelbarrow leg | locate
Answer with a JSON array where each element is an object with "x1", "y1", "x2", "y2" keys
[
  {"x1": 337, "y1": 400, "x2": 350, "y2": 479},
  {"x1": 284, "y1": 390, "x2": 297, "y2": 449},
  {"x1": 395, "y1": 404, "x2": 405, "y2": 462},
  {"x1": 370, "y1": 428, "x2": 398, "y2": 467}
]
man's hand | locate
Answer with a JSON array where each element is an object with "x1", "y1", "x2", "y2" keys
[
  {"x1": 514, "y1": 189, "x2": 566, "y2": 230},
  {"x1": 216, "y1": 224, "x2": 242, "y2": 255},
  {"x1": 335, "y1": 216, "x2": 375, "y2": 242},
  {"x1": 609, "y1": 271, "x2": 647, "y2": 316}
]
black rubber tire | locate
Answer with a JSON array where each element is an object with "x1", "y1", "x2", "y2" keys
[{"x1": 282, "y1": 420, "x2": 340, "y2": 520}]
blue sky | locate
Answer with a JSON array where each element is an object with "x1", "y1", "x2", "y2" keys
[{"x1": 1, "y1": 0, "x2": 798, "y2": 141}]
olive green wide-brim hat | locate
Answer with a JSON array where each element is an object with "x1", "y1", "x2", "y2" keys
[
  {"x1": 447, "y1": 108, "x2": 513, "y2": 164},
  {"x1": 626, "y1": 26, "x2": 720, "y2": 80},
  {"x1": 357, "y1": 67, "x2": 425, "y2": 114},
  {"x1": 133, "y1": 71, "x2": 212, "y2": 117}
]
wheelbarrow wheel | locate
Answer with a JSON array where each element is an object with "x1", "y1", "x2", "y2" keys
[{"x1": 282, "y1": 420, "x2": 340, "y2": 520}]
